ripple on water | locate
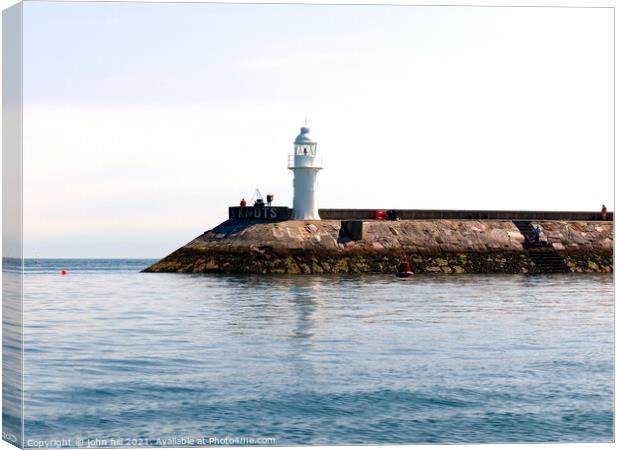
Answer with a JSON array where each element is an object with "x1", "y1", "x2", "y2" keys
[{"x1": 18, "y1": 265, "x2": 613, "y2": 445}]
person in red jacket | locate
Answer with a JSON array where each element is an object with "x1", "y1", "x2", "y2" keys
[{"x1": 240, "y1": 198, "x2": 247, "y2": 208}]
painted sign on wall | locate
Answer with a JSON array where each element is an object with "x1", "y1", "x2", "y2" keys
[{"x1": 229, "y1": 206, "x2": 291, "y2": 220}]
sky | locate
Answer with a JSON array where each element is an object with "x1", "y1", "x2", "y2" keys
[{"x1": 19, "y1": 2, "x2": 614, "y2": 258}]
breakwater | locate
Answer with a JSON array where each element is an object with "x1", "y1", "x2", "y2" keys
[{"x1": 144, "y1": 218, "x2": 613, "y2": 274}]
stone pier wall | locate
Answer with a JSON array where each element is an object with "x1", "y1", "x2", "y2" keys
[{"x1": 145, "y1": 219, "x2": 613, "y2": 274}]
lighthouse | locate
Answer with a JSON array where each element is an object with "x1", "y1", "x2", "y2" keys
[{"x1": 288, "y1": 125, "x2": 323, "y2": 220}]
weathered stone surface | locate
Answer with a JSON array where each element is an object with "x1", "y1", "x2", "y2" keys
[
  {"x1": 144, "y1": 219, "x2": 613, "y2": 274},
  {"x1": 534, "y1": 221, "x2": 613, "y2": 254}
]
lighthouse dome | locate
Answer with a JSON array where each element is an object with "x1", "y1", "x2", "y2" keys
[{"x1": 294, "y1": 126, "x2": 315, "y2": 144}]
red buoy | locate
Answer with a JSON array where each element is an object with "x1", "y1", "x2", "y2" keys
[
  {"x1": 60, "y1": 269, "x2": 67, "y2": 276},
  {"x1": 396, "y1": 256, "x2": 414, "y2": 278}
]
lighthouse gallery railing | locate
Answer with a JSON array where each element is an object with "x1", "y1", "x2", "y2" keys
[{"x1": 287, "y1": 155, "x2": 323, "y2": 169}]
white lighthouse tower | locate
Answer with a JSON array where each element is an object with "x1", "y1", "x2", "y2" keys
[{"x1": 288, "y1": 125, "x2": 323, "y2": 220}]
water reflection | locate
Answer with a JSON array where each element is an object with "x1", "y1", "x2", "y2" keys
[{"x1": 287, "y1": 277, "x2": 323, "y2": 340}]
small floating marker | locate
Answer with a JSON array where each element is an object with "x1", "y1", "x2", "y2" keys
[
  {"x1": 395, "y1": 256, "x2": 414, "y2": 278},
  {"x1": 60, "y1": 269, "x2": 67, "y2": 276}
]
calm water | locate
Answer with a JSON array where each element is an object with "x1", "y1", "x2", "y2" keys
[{"x1": 18, "y1": 259, "x2": 613, "y2": 445}]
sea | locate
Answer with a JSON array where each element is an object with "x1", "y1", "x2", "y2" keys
[{"x1": 10, "y1": 259, "x2": 615, "y2": 446}]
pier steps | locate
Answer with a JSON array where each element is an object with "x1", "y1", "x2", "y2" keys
[{"x1": 512, "y1": 220, "x2": 570, "y2": 273}]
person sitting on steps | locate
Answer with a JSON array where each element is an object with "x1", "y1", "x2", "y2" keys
[{"x1": 533, "y1": 225, "x2": 541, "y2": 243}]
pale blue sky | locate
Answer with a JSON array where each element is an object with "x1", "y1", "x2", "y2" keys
[
  {"x1": 20, "y1": 2, "x2": 614, "y2": 257},
  {"x1": 24, "y1": 3, "x2": 545, "y2": 107}
]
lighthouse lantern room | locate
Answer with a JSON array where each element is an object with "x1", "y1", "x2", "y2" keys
[{"x1": 288, "y1": 125, "x2": 323, "y2": 220}]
